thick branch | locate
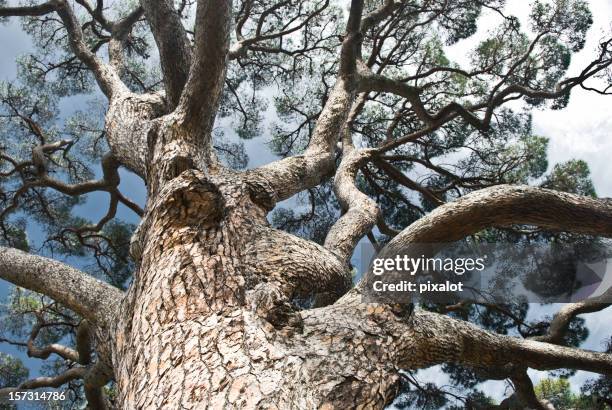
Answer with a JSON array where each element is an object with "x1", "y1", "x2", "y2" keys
[
  {"x1": 177, "y1": 0, "x2": 232, "y2": 140},
  {"x1": 140, "y1": 0, "x2": 192, "y2": 106},
  {"x1": 83, "y1": 361, "x2": 113, "y2": 410},
  {"x1": 108, "y1": 6, "x2": 146, "y2": 75},
  {"x1": 0, "y1": 247, "x2": 123, "y2": 325},
  {"x1": 380, "y1": 185, "x2": 612, "y2": 257},
  {"x1": 510, "y1": 370, "x2": 552, "y2": 410},
  {"x1": 54, "y1": 0, "x2": 127, "y2": 98},
  {"x1": 307, "y1": 302, "x2": 612, "y2": 378}
]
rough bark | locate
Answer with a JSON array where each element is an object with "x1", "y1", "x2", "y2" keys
[
  {"x1": 324, "y1": 147, "x2": 379, "y2": 264},
  {"x1": 0, "y1": 247, "x2": 123, "y2": 326}
]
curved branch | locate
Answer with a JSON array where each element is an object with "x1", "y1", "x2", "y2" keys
[
  {"x1": 373, "y1": 157, "x2": 444, "y2": 206},
  {"x1": 0, "y1": 367, "x2": 86, "y2": 399},
  {"x1": 0, "y1": 247, "x2": 123, "y2": 326},
  {"x1": 26, "y1": 314, "x2": 80, "y2": 362},
  {"x1": 324, "y1": 147, "x2": 379, "y2": 264},
  {"x1": 53, "y1": 0, "x2": 127, "y2": 98},
  {"x1": 533, "y1": 287, "x2": 612, "y2": 345},
  {"x1": 380, "y1": 185, "x2": 612, "y2": 256},
  {"x1": 357, "y1": 37, "x2": 611, "y2": 141}
]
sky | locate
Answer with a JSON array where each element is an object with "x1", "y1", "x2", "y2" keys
[{"x1": 0, "y1": 0, "x2": 611, "y2": 407}]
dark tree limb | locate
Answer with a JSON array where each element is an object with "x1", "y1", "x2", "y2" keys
[
  {"x1": 228, "y1": 0, "x2": 330, "y2": 59},
  {"x1": 83, "y1": 361, "x2": 113, "y2": 410},
  {"x1": 510, "y1": 370, "x2": 552, "y2": 410}
]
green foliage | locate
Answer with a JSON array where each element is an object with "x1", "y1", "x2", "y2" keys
[
  {"x1": 535, "y1": 378, "x2": 576, "y2": 409},
  {"x1": 534, "y1": 377, "x2": 607, "y2": 410},
  {"x1": 0, "y1": 352, "x2": 28, "y2": 388},
  {"x1": 579, "y1": 338, "x2": 612, "y2": 408},
  {"x1": 0, "y1": 288, "x2": 77, "y2": 346},
  {"x1": 543, "y1": 159, "x2": 596, "y2": 197},
  {"x1": 271, "y1": 182, "x2": 339, "y2": 245},
  {"x1": 530, "y1": 0, "x2": 593, "y2": 52}
]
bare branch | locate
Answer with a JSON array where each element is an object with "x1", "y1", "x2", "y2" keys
[
  {"x1": 140, "y1": 0, "x2": 192, "y2": 106},
  {"x1": 0, "y1": 367, "x2": 86, "y2": 399},
  {"x1": 372, "y1": 157, "x2": 444, "y2": 206},
  {"x1": 0, "y1": 247, "x2": 123, "y2": 325},
  {"x1": 228, "y1": 0, "x2": 331, "y2": 60},
  {"x1": 246, "y1": 0, "x2": 365, "y2": 203},
  {"x1": 25, "y1": 313, "x2": 80, "y2": 362},
  {"x1": 533, "y1": 288, "x2": 612, "y2": 345},
  {"x1": 379, "y1": 185, "x2": 612, "y2": 254},
  {"x1": 176, "y1": 0, "x2": 232, "y2": 141}
]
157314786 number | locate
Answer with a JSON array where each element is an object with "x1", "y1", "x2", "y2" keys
[{"x1": 8, "y1": 391, "x2": 66, "y2": 401}]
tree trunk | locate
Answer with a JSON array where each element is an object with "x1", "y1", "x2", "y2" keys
[{"x1": 110, "y1": 167, "x2": 399, "y2": 408}]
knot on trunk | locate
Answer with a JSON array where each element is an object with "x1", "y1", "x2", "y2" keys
[
  {"x1": 156, "y1": 170, "x2": 224, "y2": 229},
  {"x1": 247, "y1": 284, "x2": 304, "y2": 335}
]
